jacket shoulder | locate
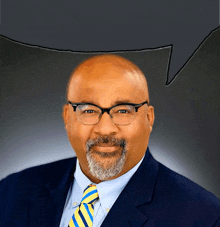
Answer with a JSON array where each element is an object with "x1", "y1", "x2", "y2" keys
[
  {"x1": 156, "y1": 163, "x2": 219, "y2": 203},
  {"x1": 150, "y1": 162, "x2": 220, "y2": 222},
  {"x1": 0, "y1": 157, "x2": 77, "y2": 196},
  {"x1": 0, "y1": 157, "x2": 77, "y2": 226}
]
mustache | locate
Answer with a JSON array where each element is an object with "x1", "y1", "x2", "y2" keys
[{"x1": 86, "y1": 136, "x2": 126, "y2": 151}]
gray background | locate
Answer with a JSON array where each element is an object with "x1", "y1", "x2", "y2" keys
[
  {"x1": 0, "y1": 0, "x2": 220, "y2": 199},
  {"x1": 0, "y1": 0, "x2": 219, "y2": 83},
  {"x1": 1, "y1": 28, "x2": 220, "y2": 198}
]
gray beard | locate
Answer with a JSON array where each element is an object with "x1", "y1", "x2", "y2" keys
[{"x1": 86, "y1": 137, "x2": 127, "y2": 181}]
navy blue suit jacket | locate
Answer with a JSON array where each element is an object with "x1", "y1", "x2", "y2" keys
[{"x1": 1, "y1": 148, "x2": 220, "y2": 226}]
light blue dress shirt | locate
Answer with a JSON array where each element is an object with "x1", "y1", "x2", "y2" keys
[{"x1": 60, "y1": 154, "x2": 145, "y2": 227}]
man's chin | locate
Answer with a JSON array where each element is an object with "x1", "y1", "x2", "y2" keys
[
  {"x1": 89, "y1": 151, "x2": 119, "y2": 169},
  {"x1": 86, "y1": 146, "x2": 127, "y2": 181}
]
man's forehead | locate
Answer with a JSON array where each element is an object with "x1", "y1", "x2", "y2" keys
[
  {"x1": 72, "y1": 71, "x2": 146, "y2": 88},
  {"x1": 67, "y1": 55, "x2": 149, "y2": 102},
  {"x1": 68, "y1": 82, "x2": 149, "y2": 108}
]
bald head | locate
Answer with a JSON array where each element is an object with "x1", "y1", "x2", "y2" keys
[{"x1": 66, "y1": 54, "x2": 149, "y2": 102}]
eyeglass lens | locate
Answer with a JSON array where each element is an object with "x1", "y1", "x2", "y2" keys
[{"x1": 76, "y1": 104, "x2": 136, "y2": 125}]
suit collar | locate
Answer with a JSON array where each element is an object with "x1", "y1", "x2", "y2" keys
[
  {"x1": 29, "y1": 147, "x2": 158, "y2": 227},
  {"x1": 101, "y1": 147, "x2": 159, "y2": 227},
  {"x1": 29, "y1": 157, "x2": 77, "y2": 227}
]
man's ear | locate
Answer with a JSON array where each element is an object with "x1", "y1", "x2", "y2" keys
[
  {"x1": 147, "y1": 105, "x2": 155, "y2": 132},
  {"x1": 62, "y1": 104, "x2": 69, "y2": 128}
]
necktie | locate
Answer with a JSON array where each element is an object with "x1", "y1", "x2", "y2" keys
[{"x1": 68, "y1": 184, "x2": 99, "y2": 227}]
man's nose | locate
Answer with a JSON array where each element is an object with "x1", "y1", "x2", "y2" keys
[{"x1": 93, "y1": 112, "x2": 119, "y2": 135}]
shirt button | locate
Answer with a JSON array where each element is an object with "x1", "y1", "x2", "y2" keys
[
  {"x1": 106, "y1": 208, "x2": 110, "y2": 212},
  {"x1": 73, "y1": 202, "x2": 77, "y2": 206}
]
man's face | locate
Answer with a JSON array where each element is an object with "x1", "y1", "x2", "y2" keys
[{"x1": 63, "y1": 57, "x2": 154, "y2": 183}]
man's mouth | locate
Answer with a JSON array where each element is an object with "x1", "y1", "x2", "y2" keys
[{"x1": 92, "y1": 145, "x2": 119, "y2": 152}]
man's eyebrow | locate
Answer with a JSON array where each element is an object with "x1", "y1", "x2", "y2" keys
[
  {"x1": 77, "y1": 100, "x2": 94, "y2": 104},
  {"x1": 113, "y1": 100, "x2": 133, "y2": 105},
  {"x1": 76, "y1": 99, "x2": 133, "y2": 106}
]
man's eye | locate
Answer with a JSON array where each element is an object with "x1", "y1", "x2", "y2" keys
[
  {"x1": 118, "y1": 109, "x2": 129, "y2": 114},
  {"x1": 83, "y1": 110, "x2": 95, "y2": 114}
]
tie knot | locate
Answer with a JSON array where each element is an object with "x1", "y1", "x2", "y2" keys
[{"x1": 81, "y1": 184, "x2": 99, "y2": 204}]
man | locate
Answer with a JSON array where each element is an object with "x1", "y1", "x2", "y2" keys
[{"x1": 0, "y1": 54, "x2": 220, "y2": 227}]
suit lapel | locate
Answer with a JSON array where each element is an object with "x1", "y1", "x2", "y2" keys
[
  {"x1": 101, "y1": 148, "x2": 159, "y2": 227},
  {"x1": 28, "y1": 148, "x2": 158, "y2": 227},
  {"x1": 29, "y1": 158, "x2": 77, "y2": 227}
]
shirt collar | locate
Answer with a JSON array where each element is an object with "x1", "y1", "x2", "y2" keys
[{"x1": 74, "y1": 160, "x2": 93, "y2": 193}]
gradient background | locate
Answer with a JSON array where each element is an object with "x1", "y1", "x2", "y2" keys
[
  {"x1": 0, "y1": 1, "x2": 220, "y2": 200},
  {"x1": 1, "y1": 28, "x2": 220, "y2": 199}
]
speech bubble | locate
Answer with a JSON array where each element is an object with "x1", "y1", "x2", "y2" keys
[{"x1": 0, "y1": 0, "x2": 219, "y2": 84}]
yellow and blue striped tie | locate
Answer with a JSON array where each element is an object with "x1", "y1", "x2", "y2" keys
[{"x1": 68, "y1": 184, "x2": 99, "y2": 227}]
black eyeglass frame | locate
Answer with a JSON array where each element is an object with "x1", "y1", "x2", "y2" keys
[{"x1": 68, "y1": 100, "x2": 149, "y2": 115}]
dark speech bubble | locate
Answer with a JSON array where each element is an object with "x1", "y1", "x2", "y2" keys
[{"x1": 0, "y1": 0, "x2": 219, "y2": 85}]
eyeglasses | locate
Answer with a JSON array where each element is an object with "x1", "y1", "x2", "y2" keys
[{"x1": 68, "y1": 100, "x2": 149, "y2": 125}]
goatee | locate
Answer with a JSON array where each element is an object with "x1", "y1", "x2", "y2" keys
[{"x1": 86, "y1": 136, "x2": 127, "y2": 181}]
